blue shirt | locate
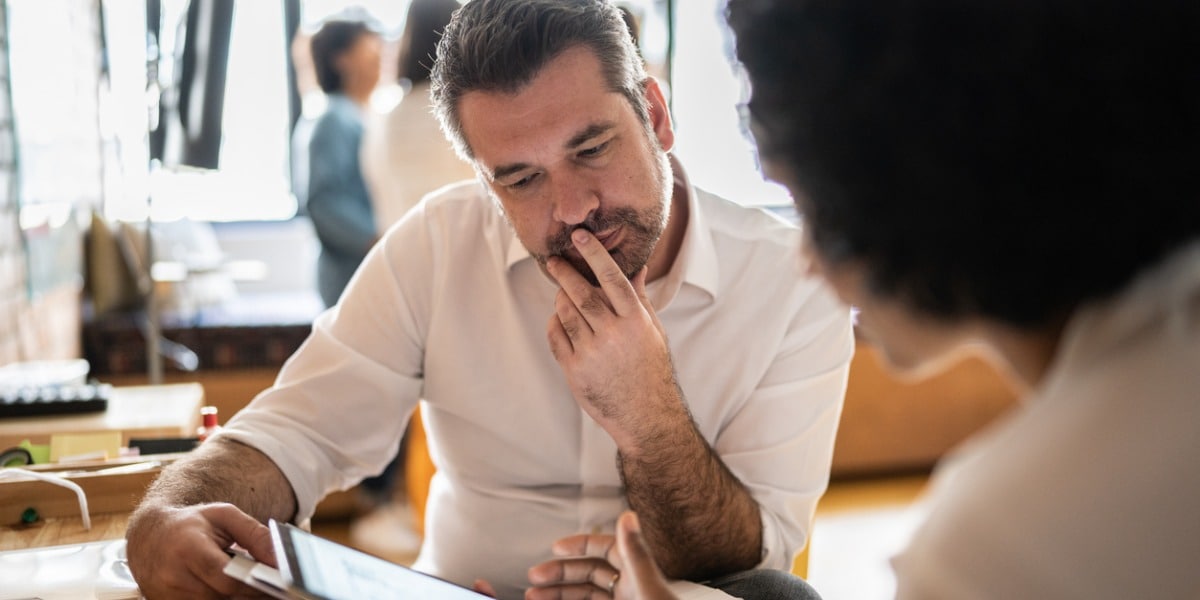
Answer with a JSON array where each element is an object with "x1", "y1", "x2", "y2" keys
[{"x1": 307, "y1": 93, "x2": 377, "y2": 307}]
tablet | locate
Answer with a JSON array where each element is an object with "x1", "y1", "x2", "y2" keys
[{"x1": 269, "y1": 519, "x2": 489, "y2": 599}]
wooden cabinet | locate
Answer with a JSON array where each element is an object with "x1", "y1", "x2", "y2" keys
[{"x1": 831, "y1": 341, "x2": 1019, "y2": 477}]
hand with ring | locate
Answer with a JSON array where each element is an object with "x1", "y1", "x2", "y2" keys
[
  {"x1": 607, "y1": 571, "x2": 621, "y2": 594},
  {"x1": 526, "y1": 512, "x2": 676, "y2": 599}
]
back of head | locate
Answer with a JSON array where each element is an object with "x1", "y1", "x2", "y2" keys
[
  {"x1": 397, "y1": 0, "x2": 460, "y2": 85},
  {"x1": 430, "y1": 0, "x2": 647, "y2": 159},
  {"x1": 728, "y1": 0, "x2": 1200, "y2": 328},
  {"x1": 311, "y1": 19, "x2": 374, "y2": 93}
]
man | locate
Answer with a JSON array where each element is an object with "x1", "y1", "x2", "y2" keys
[
  {"x1": 597, "y1": 0, "x2": 1200, "y2": 598},
  {"x1": 124, "y1": 1, "x2": 852, "y2": 598}
]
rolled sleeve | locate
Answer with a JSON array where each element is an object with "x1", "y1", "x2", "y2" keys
[
  {"x1": 715, "y1": 284, "x2": 854, "y2": 569},
  {"x1": 218, "y1": 212, "x2": 435, "y2": 522}
]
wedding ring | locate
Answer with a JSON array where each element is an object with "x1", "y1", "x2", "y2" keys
[{"x1": 607, "y1": 571, "x2": 620, "y2": 594}]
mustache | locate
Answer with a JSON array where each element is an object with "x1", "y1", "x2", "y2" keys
[{"x1": 546, "y1": 207, "x2": 642, "y2": 255}]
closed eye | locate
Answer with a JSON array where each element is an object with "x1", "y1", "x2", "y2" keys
[
  {"x1": 577, "y1": 140, "x2": 610, "y2": 159},
  {"x1": 509, "y1": 172, "x2": 540, "y2": 189}
]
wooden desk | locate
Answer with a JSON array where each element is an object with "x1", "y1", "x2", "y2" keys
[
  {"x1": 0, "y1": 384, "x2": 202, "y2": 552},
  {"x1": 0, "y1": 383, "x2": 204, "y2": 449},
  {"x1": 0, "y1": 512, "x2": 130, "y2": 551}
]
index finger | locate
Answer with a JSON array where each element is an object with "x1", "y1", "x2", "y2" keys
[
  {"x1": 569, "y1": 228, "x2": 642, "y2": 317},
  {"x1": 205, "y1": 504, "x2": 276, "y2": 566}
]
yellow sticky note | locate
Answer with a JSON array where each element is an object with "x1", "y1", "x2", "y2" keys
[
  {"x1": 18, "y1": 439, "x2": 51, "y2": 464},
  {"x1": 49, "y1": 431, "x2": 123, "y2": 462}
]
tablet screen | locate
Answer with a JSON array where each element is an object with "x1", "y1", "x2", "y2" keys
[{"x1": 271, "y1": 520, "x2": 487, "y2": 599}]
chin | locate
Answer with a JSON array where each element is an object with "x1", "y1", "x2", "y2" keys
[{"x1": 874, "y1": 342, "x2": 981, "y2": 383}]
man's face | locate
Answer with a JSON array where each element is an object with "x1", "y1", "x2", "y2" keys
[{"x1": 457, "y1": 46, "x2": 675, "y2": 286}]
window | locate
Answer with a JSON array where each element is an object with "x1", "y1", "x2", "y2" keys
[
  {"x1": 85, "y1": 0, "x2": 779, "y2": 224},
  {"x1": 99, "y1": 0, "x2": 293, "y2": 223},
  {"x1": 671, "y1": 0, "x2": 791, "y2": 207}
]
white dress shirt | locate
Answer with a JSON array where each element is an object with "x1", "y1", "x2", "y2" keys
[
  {"x1": 892, "y1": 241, "x2": 1200, "y2": 599},
  {"x1": 220, "y1": 163, "x2": 854, "y2": 598}
]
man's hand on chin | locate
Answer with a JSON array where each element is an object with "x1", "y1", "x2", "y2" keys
[{"x1": 544, "y1": 228, "x2": 688, "y2": 451}]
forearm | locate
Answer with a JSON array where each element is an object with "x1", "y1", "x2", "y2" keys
[
  {"x1": 618, "y1": 408, "x2": 763, "y2": 581},
  {"x1": 125, "y1": 438, "x2": 292, "y2": 597},
  {"x1": 135, "y1": 437, "x2": 296, "y2": 523}
]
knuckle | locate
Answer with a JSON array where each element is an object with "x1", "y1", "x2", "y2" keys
[
  {"x1": 579, "y1": 295, "x2": 606, "y2": 315},
  {"x1": 563, "y1": 322, "x2": 582, "y2": 340},
  {"x1": 599, "y1": 268, "x2": 625, "y2": 287}
]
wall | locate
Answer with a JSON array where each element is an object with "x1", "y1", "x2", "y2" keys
[
  {"x1": 831, "y1": 340, "x2": 1019, "y2": 477},
  {"x1": 212, "y1": 217, "x2": 320, "y2": 295}
]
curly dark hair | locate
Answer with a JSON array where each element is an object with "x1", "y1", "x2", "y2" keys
[
  {"x1": 728, "y1": 0, "x2": 1200, "y2": 328},
  {"x1": 310, "y1": 19, "x2": 376, "y2": 94},
  {"x1": 430, "y1": 0, "x2": 647, "y2": 159}
]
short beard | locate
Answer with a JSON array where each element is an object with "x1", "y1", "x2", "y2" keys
[{"x1": 540, "y1": 203, "x2": 666, "y2": 286}]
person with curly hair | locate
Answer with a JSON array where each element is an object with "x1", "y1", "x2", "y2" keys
[{"x1": 598, "y1": 1, "x2": 1200, "y2": 598}]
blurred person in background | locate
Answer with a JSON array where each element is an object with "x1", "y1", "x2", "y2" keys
[
  {"x1": 361, "y1": 0, "x2": 471, "y2": 235},
  {"x1": 306, "y1": 17, "x2": 383, "y2": 308}
]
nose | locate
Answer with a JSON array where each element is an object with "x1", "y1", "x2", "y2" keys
[{"x1": 551, "y1": 181, "x2": 599, "y2": 226}]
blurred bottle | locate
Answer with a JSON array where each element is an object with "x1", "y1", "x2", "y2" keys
[{"x1": 197, "y1": 405, "x2": 222, "y2": 441}]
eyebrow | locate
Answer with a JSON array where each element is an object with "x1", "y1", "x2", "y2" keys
[
  {"x1": 489, "y1": 121, "x2": 618, "y2": 182},
  {"x1": 565, "y1": 121, "x2": 616, "y2": 150}
]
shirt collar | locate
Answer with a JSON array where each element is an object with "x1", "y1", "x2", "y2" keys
[{"x1": 503, "y1": 155, "x2": 720, "y2": 305}]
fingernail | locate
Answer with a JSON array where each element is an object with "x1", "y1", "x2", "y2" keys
[
  {"x1": 572, "y1": 229, "x2": 590, "y2": 244},
  {"x1": 621, "y1": 511, "x2": 641, "y2": 534}
]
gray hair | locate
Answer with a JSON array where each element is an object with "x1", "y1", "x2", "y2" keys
[{"x1": 431, "y1": 0, "x2": 649, "y2": 160}]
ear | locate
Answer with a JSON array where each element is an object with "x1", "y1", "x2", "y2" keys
[{"x1": 644, "y1": 78, "x2": 675, "y2": 152}]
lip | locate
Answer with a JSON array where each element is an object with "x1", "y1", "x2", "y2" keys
[{"x1": 594, "y1": 227, "x2": 623, "y2": 251}]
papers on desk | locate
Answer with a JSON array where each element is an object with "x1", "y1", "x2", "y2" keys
[
  {"x1": 49, "y1": 431, "x2": 123, "y2": 463},
  {"x1": 0, "y1": 539, "x2": 138, "y2": 600}
]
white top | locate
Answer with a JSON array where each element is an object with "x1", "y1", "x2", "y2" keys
[
  {"x1": 360, "y1": 82, "x2": 477, "y2": 234},
  {"x1": 892, "y1": 241, "x2": 1200, "y2": 599},
  {"x1": 220, "y1": 167, "x2": 854, "y2": 598}
]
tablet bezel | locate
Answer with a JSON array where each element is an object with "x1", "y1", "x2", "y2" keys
[{"x1": 269, "y1": 518, "x2": 323, "y2": 600}]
